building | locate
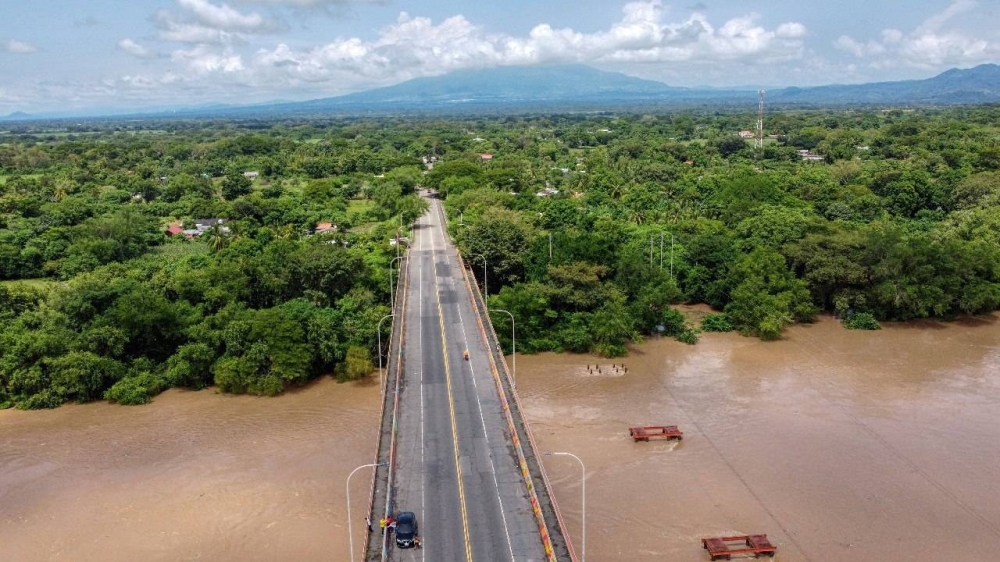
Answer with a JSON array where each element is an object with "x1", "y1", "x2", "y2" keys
[
  {"x1": 243, "y1": 171, "x2": 259, "y2": 180},
  {"x1": 480, "y1": 153, "x2": 493, "y2": 162},
  {"x1": 315, "y1": 222, "x2": 338, "y2": 234},
  {"x1": 797, "y1": 149, "x2": 825, "y2": 162},
  {"x1": 165, "y1": 224, "x2": 184, "y2": 236},
  {"x1": 193, "y1": 218, "x2": 230, "y2": 234},
  {"x1": 739, "y1": 130, "x2": 755, "y2": 139}
]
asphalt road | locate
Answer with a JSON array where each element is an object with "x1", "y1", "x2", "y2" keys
[{"x1": 389, "y1": 196, "x2": 547, "y2": 562}]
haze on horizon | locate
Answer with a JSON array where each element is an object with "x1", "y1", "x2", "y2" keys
[{"x1": 1, "y1": 0, "x2": 998, "y2": 114}]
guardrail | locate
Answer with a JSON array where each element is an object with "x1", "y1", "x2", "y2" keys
[
  {"x1": 362, "y1": 252, "x2": 409, "y2": 561},
  {"x1": 457, "y1": 254, "x2": 577, "y2": 562}
]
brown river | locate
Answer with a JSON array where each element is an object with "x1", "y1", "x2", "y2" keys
[{"x1": 3, "y1": 313, "x2": 1000, "y2": 561}]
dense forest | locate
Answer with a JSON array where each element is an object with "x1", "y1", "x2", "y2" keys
[{"x1": 2, "y1": 107, "x2": 1000, "y2": 408}]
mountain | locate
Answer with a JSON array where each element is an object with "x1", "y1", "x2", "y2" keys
[
  {"x1": 6, "y1": 64, "x2": 1000, "y2": 121},
  {"x1": 771, "y1": 63, "x2": 1000, "y2": 104},
  {"x1": 221, "y1": 63, "x2": 1000, "y2": 117},
  {"x1": 0, "y1": 111, "x2": 33, "y2": 121}
]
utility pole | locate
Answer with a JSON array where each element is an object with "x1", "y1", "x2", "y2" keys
[
  {"x1": 756, "y1": 89, "x2": 765, "y2": 159},
  {"x1": 649, "y1": 237, "x2": 654, "y2": 267},
  {"x1": 670, "y1": 235, "x2": 675, "y2": 278},
  {"x1": 659, "y1": 232, "x2": 664, "y2": 270}
]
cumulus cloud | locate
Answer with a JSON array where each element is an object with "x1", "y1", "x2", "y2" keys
[
  {"x1": 247, "y1": 2, "x2": 807, "y2": 88},
  {"x1": 240, "y1": 0, "x2": 388, "y2": 7},
  {"x1": 178, "y1": 0, "x2": 268, "y2": 31},
  {"x1": 154, "y1": 0, "x2": 280, "y2": 43},
  {"x1": 118, "y1": 38, "x2": 156, "y2": 58},
  {"x1": 835, "y1": 0, "x2": 996, "y2": 68},
  {"x1": 5, "y1": 39, "x2": 38, "y2": 54},
  {"x1": 172, "y1": 44, "x2": 245, "y2": 74}
]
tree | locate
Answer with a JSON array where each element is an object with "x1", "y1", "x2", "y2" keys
[{"x1": 222, "y1": 172, "x2": 252, "y2": 200}]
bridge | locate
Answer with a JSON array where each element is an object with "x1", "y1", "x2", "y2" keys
[{"x1": 359, "y1": 195, "x2": 577, "y2": 562}]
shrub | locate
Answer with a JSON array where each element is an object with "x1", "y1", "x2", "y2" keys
[
  {"x1": 104, "y1": 372, "x2": 167, "y2": 405},
  {"x1": 701, "y1": 313, "x2": 734, "y2": 332},
  {"x1": 675, "y1": 328, "x2": 699, "y2": 345},
  {"x1": 843, "y1": 312, "x2": 881, "y2": 330},
  {"x1": 338, "y1": 345, "x2": 374, "y2": 382}
]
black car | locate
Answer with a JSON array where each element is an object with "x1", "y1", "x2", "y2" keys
[{"x1": 394, "y1": 511, "x2": 418, "y2": 548}]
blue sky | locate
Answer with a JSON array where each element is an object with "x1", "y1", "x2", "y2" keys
[{"x1": 1, "y1": 0, "x2": 997, "y2": 113}]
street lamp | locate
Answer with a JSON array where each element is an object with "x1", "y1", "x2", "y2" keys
[
  {"x1": 470, "y1": 254, "x2": 487, "y2": 298},
  {"x1": 490, "y1": 308, "x2": 515, "y2": 387},
  {"x1": 543, "y1": 452, "x2": 586, "y2": 562},
  {"x1": 346, "y1": 461, "x2": 387, "y2": 562},
  {"x1": 389, "y1": 256, "x2": 405, "y2": 310},
  {"x1": 377, "y1": 314, "x2": 395, "y2": 392}
]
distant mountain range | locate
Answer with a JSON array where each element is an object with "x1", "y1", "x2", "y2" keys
[{"x1": 3, "y1": 63, "x2": 999, "y2": 121}]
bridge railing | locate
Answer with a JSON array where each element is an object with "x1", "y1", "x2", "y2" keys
[
  {"x1": 362, "y1": 252, "x2": 409, "y2": 561},
  {"x1": 458, "y1": 254, "x2": 578, "y2": 562}
]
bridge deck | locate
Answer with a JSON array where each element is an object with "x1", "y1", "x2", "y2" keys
[{"x1": 370, "y1": 196, "x2": 557, "y2": 561}]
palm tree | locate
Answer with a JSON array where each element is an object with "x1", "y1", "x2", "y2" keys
[{"x1": 207, "y1": 224, "x2": 229, "y2": 253}]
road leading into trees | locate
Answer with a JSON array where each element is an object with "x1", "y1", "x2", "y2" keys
[{"x1": 388, "y1": 195, "x2": 547, "y2": 561}]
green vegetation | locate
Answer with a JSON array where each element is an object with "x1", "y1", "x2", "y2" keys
[
  {"x1": 843, "y1": 312, "x2": 881, "y2": 330},
  {"x1": 3, "y1": 106, "x2": 1000, "y2": 405},
  {"x1": 0, "y1": 121, "x2": 428, "y2": 408}
]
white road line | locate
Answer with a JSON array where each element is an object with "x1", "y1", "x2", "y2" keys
[
  {"x1": 418, "y1": 209, "x2": 426, "y2": 562},
  {"x1": 441, "y1": 203, "x2": 517, "y2": 562}
]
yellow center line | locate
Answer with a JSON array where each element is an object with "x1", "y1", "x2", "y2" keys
[{"x1": 430, "y1": 211, "x2": 474, "y2": 562}]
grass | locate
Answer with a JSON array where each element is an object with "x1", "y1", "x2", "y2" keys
[
  {"x1": 347, "y1": 199, "x2": 375, "y2": 215},
  {"x1": 0, "y1": 278, "x2": 59, "y2": 290}
]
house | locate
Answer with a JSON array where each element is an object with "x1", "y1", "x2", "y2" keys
[
  {"x1": 480, "y1": 153, "x2": 493, "y2": 162},
  {"x1": 536, "y1": 187, "x2": 560, "y2": 198},
  {"x1": 165, "y1": 224, "x2": 184, "y2": 236},
  {"x1": 797, "y1": 149, "x2": 825, "y2": 162},
  {"x1": 193, "y1": 218, "x2": 230, "y2": 234},
  {"x1": 739, "y1": 130, "x2": 755, "y2": 139},
  {"x1": 315, "y1": 222, "x2": 338, "y2": 234},
  {"x1": 243, "y1": 171, "x2": 259, "y2": 180}
]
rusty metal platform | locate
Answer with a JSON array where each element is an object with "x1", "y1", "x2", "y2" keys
[
  {"x1": 629, "y1": 425, "x2": 683, "y2": 442},
  {"x1": 701, "y1": 534, "x2": 776, "y2": 560}
]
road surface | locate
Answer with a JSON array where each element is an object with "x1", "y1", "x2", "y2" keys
[{"x1": 388, "y1": 196, "x2": 547, "y2": 561}]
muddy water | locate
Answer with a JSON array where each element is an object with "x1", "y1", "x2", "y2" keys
[
  {"x1": 0, "y1": 378, "x2": 380, "y2": 562},
  {"x1": 519, "y1": 314, "x2": 1000, "y2": 561}
]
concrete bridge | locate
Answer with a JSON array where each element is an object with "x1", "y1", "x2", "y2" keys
[{"x1": 359, "y1": 195, "x2": 577, "y2": 562}]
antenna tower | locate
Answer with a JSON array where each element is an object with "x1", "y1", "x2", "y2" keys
[{"x1": 756, "y1": 89, "x2": 765, "y2": 156}]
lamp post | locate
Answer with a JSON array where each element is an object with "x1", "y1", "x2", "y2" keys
[
  {"x1": 346, "y1": 462, "x2": 387, "y2": 562},
  {"x1": 471, "y1": 254, "x2": 487, "y2": 298},
  {"x1": 490, "y1": 308, "x2": 515, "y2": 387},
  {"x1": 389, "y1": 256, "x2": 404, "y2": 310},
  {"x1": 377, "y1": 314, "x2": 394, "y2": 392},
  {"x1": 543, "y1": 452, "x2": 586, "y2": 562}
]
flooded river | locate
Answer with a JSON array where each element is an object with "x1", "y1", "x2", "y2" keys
[
  {"x1": 4, "y1": 314, "x2": 1000, "y2": 562},
  {"x1": 519, "y1": 313, "x2": 1000, "y2": 561},
  {"x1": 0, "y1": 378, "x2": 380, "y2": 562}
]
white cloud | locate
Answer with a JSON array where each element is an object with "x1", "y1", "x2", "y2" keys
[
  {"x1": 248, "y1": 2, "x2": 807, "y2": 89},
  {"x1": 5, "y1": 39, "x2": 38, "y2": 54},
  {"x1": 172, "y1": 44, "x2": 245, "y2": 74},
  {"x1": 776, "y1": 23, "x2": 807, "y2": 39},
  {"x1": 178, "y1": 0, "x2": 268, "y2": 31},
  {"x1": 239, "y1": 0, "x2": 387, "y2": 6},
  {"x1": 154, "y1": 0, "x2": 280, "y2": 43},
  {"x1": 835, "y1": 0, "x2": 996, "y2": 68},
  {"x1": 118, "y1": 38, "x2": 156, "y2": 58}
]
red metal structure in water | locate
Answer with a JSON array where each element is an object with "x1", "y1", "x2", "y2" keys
[
  {"x1": 628, "y1": 426, "x2": 683, "y2": 442},
  {"x1": 701, "y1": 534, "x2": 777, "y2": 560}
]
